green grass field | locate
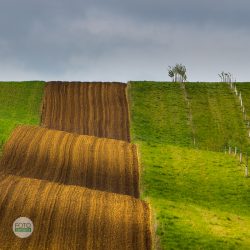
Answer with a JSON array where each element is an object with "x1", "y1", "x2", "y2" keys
[
  {"x1": 129, "y1": 81, "x2": 250, "y2": 249},
  {"x1": 0, "y1": 81, "x2": 44, "y2": 152}
]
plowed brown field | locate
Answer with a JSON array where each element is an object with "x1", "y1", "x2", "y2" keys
[
  {"x1": 41, "y1": 82, "x2": 131, "y2": 141},
  {"x1": 0, "y1": 174, "x2": 152, "y2": 250},
  {"x1": 0, "y1": 82, "x2": 152, "y2": 249},
  {"x1": 0, "y1": 125, "x2": 139, "y2": 197}
]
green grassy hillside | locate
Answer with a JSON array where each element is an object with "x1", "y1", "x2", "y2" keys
[
  {"x1": 129, "y1": 82, "x2": 193, "y2": 147},
  {"x1": 236, "y1": 83, "x2": 250, "y2": 123},
  {"x1": 129, "y1": 82, "x2": 250, "y2": 249},
  {"x1": 186, "y1": 82, "x2": 250, "y2": 152},
  {"x1": 0, "y1": 81, "x2": 44, "y2": 151}
]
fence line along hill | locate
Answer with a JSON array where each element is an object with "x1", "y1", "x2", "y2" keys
[
  {"x1": 0, "y1": 174, "x2": 151, "y2": 250},
  {"x1": 41, "y1": 82, "x2": 131, "y2": 142},
  {"x1": 0, "y1": 125, "x2": 139, "y2": 197}
]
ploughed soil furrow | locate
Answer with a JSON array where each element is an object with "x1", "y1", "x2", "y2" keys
[
  {"x1": 0, "y1": 125, "x2": 139, "y2": 197},
  {"x1": 41, "y1": 82, "x2": 131, "y2": 142},
  {"x1": 0, "y1": 82, "x2": 152, "y2": 249},
  {"x1": 0, "y1": 174, "x2": 152, "y2": 250}
]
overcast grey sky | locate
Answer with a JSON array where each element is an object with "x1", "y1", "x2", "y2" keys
[{"x1": 0, "y1": 0, "x2": 249, "y2": 82}]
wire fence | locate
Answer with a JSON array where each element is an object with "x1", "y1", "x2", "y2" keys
[
  {"x1": 224, "y1": 145, "x2": 248, "y2": 178},
  {"x1": 226, "y1": 82, "x2": 249, "y2": 177}
]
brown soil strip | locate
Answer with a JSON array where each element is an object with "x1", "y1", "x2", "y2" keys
[
  {"x1": 41, "y1": 82, "x2": 131, "y2": 142},
  {"x1": 0, "y1": 125, "x2": 139, "y2": 197},
  {"x1": 0, "y1": 174, "x2": 152, "y2": 250}
]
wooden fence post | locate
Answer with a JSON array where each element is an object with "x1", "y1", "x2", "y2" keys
[{"x1": 245, "y1": 153, "x2": 248, "y2": 177}]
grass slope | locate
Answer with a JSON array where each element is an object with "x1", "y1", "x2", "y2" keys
[
  {"x1": 186, "y1": 82, "x2": 250, "y2": 152},
  {"x1": 129, "y1": 81, "x2": 193, "y2": 147},
  {"x1": 141, "y1": 143, "x2": 250, "y2": 249},
  {"x1": 236, "y1": 82, "x2": 250, "y2": 124},
  {"x1": 129, "y1": 81, "x2": 250, "y2": 249},
  {"x1": 0, "y1": 81, "x2": 44, "y2": 150}
]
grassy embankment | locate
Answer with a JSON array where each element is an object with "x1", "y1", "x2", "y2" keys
[
  {"x1": 0, "y1": 81, "x2": 44, "y2": 152},
  {"x1": 129, "y1": 81, "x2": 250, "y2": 249}
]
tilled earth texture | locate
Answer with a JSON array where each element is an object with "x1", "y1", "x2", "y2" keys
[
  {"x1": 41, "y1": 82, "x2": 131, "y2": 142},
  {"x1": 0, "y1": 82, "x2": 152, "y2": 250},
  {"x1": 0, "y1": 125, "x2": 139, "y2": 197},
  {"x1": 0, "y1": 174, "x2": 152, "y2": 250}
]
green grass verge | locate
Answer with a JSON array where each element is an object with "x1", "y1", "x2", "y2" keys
[
  {"x1": 129, "y1": 81, "x2": 250, "y2": 249},
  {"x1": 0, "y1": 81, "x2": 45, "y2": 151}
]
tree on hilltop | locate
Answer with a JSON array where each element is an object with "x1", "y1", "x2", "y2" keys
[
  {"x1": 218, "y1": 71, "x2": 234, "y2": 83},
  {"x1": 168, "y1": 63, "x2": 187, "y2": 83}
]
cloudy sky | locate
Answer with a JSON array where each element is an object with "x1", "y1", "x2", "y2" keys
[{"x1": 0, "y1": 0, "x2": 249, "y2": 82}]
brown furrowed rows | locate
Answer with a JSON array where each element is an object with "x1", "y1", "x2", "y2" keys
[
  {"x1": 0, "y1": 82, "x2": 152, "y2": 249},
  {"x1": 0, "y1": 125, "x2": 139, "y2": 197},
  {"x1": 0, "y1": 174, "x2": 152, "y2": 250},
  {"x1": 41, "y1": 82, "x2": 131, "y2": 142}
]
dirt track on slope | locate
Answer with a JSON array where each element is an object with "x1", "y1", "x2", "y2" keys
[
  {"x1": 0, "y1": 125, "x2": 139, "y2": 197},
  {"x1": 41, "y1": 82, "x2": 131, "y2": 141},
  {"x1": 0, "y1": 174, "x2": 151, "y2": 250}
]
